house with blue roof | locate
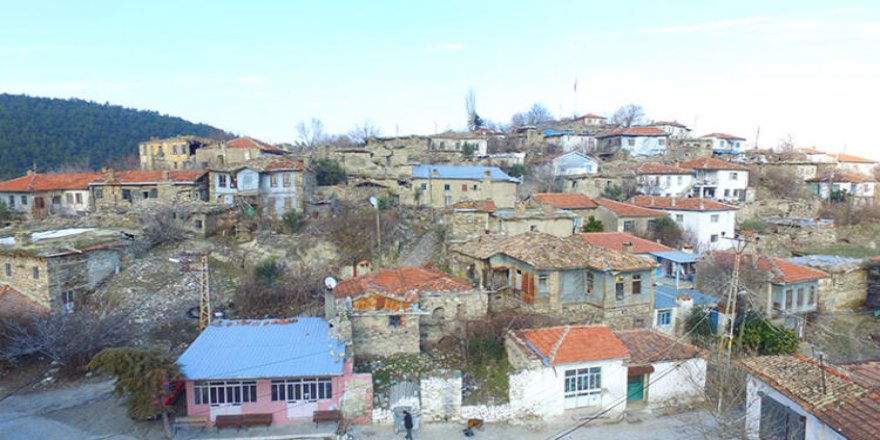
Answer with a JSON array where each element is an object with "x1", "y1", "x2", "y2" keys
[
  {"x1": 653, "y1": 284, "x2": 720, "y2": 336},
  {"x1": 409, "y1": 164, "x2": 519, "y2": 209},
  {"x1": 177, "y1": 317, "x2": 372, "y2": 427}
]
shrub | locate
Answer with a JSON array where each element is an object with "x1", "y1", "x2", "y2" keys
[
  {"x1": 649, "y1": 216, "x2": 684, "y2": 248},
  {"x1": 738, "y1": 219, "x2": 768, "y2": 234},
  {"x1": 281, "y1": 210, "x2": 305, "y2": 233},
  {"x1": 313, "y1": 158, "x2": 347, "y2": 186},
  {"x1": 507, "y1": 164, "x2": 528, "y2": 178},
  {"x1": 582, "y1": 216, "x2": 604, "y2": 232}
]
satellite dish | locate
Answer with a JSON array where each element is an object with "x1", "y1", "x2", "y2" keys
[
  {"x1": 369, "y1": 196, "x2": 379, "y2": 209},
  {"x1": 324, "y1": 276, "x2": 338, "y2": 290}
]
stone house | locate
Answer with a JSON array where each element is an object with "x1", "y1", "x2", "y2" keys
[
  {"x1": 530, "y1": 193, "x2": 598, "y2": 219},
  {"x1": 428, "y1": 132, "x2": 488, "y2": 157},
  {"x1": 542, "y1": 131, "x2": 599, "y2": 153},
  {"x1": 634, "y1": 163, "x2": 695, "y2": 198},
  {"x1": 329, "y1": 266, "x2": 486, "y2": 359},
  {"x1": 0, "y1": 171, "x2": 102, "y2": 218},
  {"x1": 194, "y1": 136, "x2": 290, "y2": 169},
  {"x1": 786, "y1": 255, "x2": 867, "y2": 312},
  {"x1": 450, "y1": 231, "x2": 658, "y2": 328},
  {"x1": 630, "y1": 196, "x2": 738, "y2": 252},
  {"x1": 210, "y1": 156, "x2": 311, "y2": 218},
  {"x1": 177, "y1": 318, "x2": 372, "y2": 427},
  {"x1": 491, "y1": 207, "x2": 578, "y2": 237},
  {"x1": 0, "y1": 228, "x2": 132, "y2": 313},
  {"x1": 649, "y1": 121, "x2": 691, "y2": 138},
  {"x1": 806, "y1": 172, "x2": 876, "y2": 206},
  {"x1": 408, "y1": 165, "x2": 519, "y2": 209},
  {"x1": 595, "y1": 127, "x2": 670, "y2": 157},
  {"x1": 827, "y1": 153, "x2": 878, "y2": 176},
  {"x1": 443, "y1": 200, "x2": 498, "y2": 243},
  {"x1": 679, "y1": 157, "x2": 750, "y2": 202},
  {"x1": 89, "y1": 169, "x2": 208, "y2": 211},
  {"x1": 138, "y1": 135, "x2": 212, "y2": 170},
  {"x1": 700, "y1": 133, "x2": 747, "y2": 154},
  {"x1": 593, "y1": 198, "x2": 667, "y2": 234},
  {"x1": 740, "y1": 355, "x2": 880, "y2": 440}
]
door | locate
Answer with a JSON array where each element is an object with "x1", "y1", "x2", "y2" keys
[
  {"x1": 627, "y1": 375, "x2": 645, "y2": 401},
  {"x1": 564, "y1": 367, "x2": 601, "y2": 409}
]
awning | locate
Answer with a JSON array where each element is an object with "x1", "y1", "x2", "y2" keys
[
  {"x1": 650, "y1": 250, "x2": 698, "y2": 264},
  {"x1": 628, "y1": 365, "x2": 655, "y2": 376}
]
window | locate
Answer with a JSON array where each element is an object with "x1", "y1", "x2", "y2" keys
[
  {"x1": 675, "y1": 214, "x2": 684, "y2": 222},
  {"x1": 270, "y1": 175, "x2": 278, "y2": 188},
  {"x1": 283, "y1": 173, "x2": 291, "y2": 187},
  {"x1": 658, "y1": 138, "x2": 666, "y2": 145},
  {"x1": 759, "y1": 395, "x2": 805, "y2": 440},
  {"x1": 710, "y1": 234, "x2": 719, "y2": 243},
  {"x1": 122, "y1": 189, "x2": 131, "y2": 201},
  {"x1": 538, "y1": 274, "x2": 549, "y2": 293},
  {"x1": 194, "y1": 219, "x2": 203, "y2": 229},
  {"x1": 4, "y1": 263, "x2": 10, "y2": 277},
  {"x1": 785, "y1": 289, "x2": 793, "y2": 309},
  {"x1": 677, "y1": 176, "x2": 683, "y2": 185},
  {"x1": 444, "y1": 184, "x2": 450, "y2": 191},
  {"x1": 389, "y1": 315, "x2": 403, "y2": 327},
  {"x1": 564, "y1": 367, "x2": 601, "y2": 398},
  {"x1": 172, "y1": 145, "x2": 178, "y2": 154},
  {"x1": 658, "y1": 309, "x2": 672, "y2": 326},
  {"x1": 32, "y1": 266, "x2": 39, "y2": 280},
  {"x1": 420, "y1": 183, "x2": 427, "y2": 190},
  {"x1": 219, "y1": 175, "x2": 227, "y2": 188},
  {"x1": 623, "y1": 220, "x2": 635, "y2": 232},
  {"x1": 66, "y1": 193, "x2": 74, "y2": 204},
  {"x1": 173, "y1": 162, "x2": 178, "y2": 169},
  {"x1": 52, "y1": 195, "x2": 61, "y2": 205},
  {"x1": 8, "y1": 195, "x2": 13, "y2": 206},
  {"x1": 149, "y1": 189, "x2": 158, "y2": 199},
  {"x1": 730, "y1": 172, "x2": 738, "y2": 181},
  {"x1": 724, "y1": 189, "x2": 730, "y2": 197},
  {"x1": 632, "y1": 274, "x2": 642, "y2": 294},
  {"x1": 627, "y1": 138, "x2": 635, "y2": 146},
  {"x1": 711, "y1": 214, "x2": 720, "y2": 223},
  {"x1": 808, "y1": 286, "x2": 816, "y2": 306},
  {"x1": 271, "y1": 378, "x2": 332, "y2": 402},
  {"x1": 193, "y1": 381, "x2": 257, "y2": 405},
  {"x1": 647, "y1": 220, "x2": 656, "y2": 230},
  {"x1": 615, "y1": 278, "x2": 624, "y2": 300},
  {"x1": 461, "y1": 184, "x2": 467, "y2": 191},
  {"x1": 284, "y1": 197, "x2": 292, "y2": 210},
  {"x1": 587, "y1": 271, "x2": 594, "y2": 294},
  {"x1": 94, "y1": 189, "x2": 103, "y2": 199},
  {"x1": 142, "y1": 191, "x2": 150, "y2": 199},
  {"x1": 62, "y1": 291, "x2": 74, "y2": 313},
  {"x1": 472, "y1": 184, "x2": 478, "y2": 191},
  {"x1": 796, "y1": 288, "x2": 804, "y2": 308}
]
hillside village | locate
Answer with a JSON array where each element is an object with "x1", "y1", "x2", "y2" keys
[{"x1": 2, "y1": 108, "x2": 880, "y2": 440}]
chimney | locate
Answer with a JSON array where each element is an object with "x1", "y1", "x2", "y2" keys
[
  {"x1": 623, "y1": 241, "x2": 634, "y2": 253},
  {"x1": 162, "y1": 170, "x2": 170, "y2": 181},
  {"x1": 671, "y1": 197, "x2": 676, "y2": 207},
  {"x1": 324, "y1": 287, "x2": 337, "y2": 320},
  {"x1": 107, "y1": 168, "x2": 116, "y2": 182},
  {"x1": 26, "y1": 169, "x2": 35, "y2": 176}
]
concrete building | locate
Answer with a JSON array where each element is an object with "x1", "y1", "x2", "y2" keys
[
  {"x1": 177, "y1": 318, "x2": 372, "y2": 427},
  {"x1": 700, "y1": 133, "x2": 747, "y2": 154},
  {"x1": 138, "y1": 135, "x2": 212, "y2": 170},
  {"x1": 649, "y1": 121, "x2": 692, "y2": 138},
  {"x1": 210, "y1": 156, "x2": 311, "y2": 218},
  {"x1": 806, "y1": 172, "x2": 876, "y2": 206},
  {"x1": 0, "y1": 171, "x2": 102, "y2": 218},
  {"x1": 634, "y1": 164, "x2": 695, "y2": 198},
  {"x1": 195, "y1": 137, "x2": 290, "y2": 169},
  {"x1": 740, "y1": 355, "x2": 880, "y2": 440},
  {"x1": 680, "y1": 157, "x2": 750, "y2": 202},
  {"x1": 827, "y1": 153, "x2": 878, "y2": 176},
  {"x1": 89, "y1": 169, "x2": 208, "y2": 211},
  {"x1": 593, "y1": 198, "x2": 668, "y2": 234},
  {"x1": 631, "y1": 196, "x2": 738, "y2": 252},
  {"x1": 409, "y1": 165, "x2": 519, "y2": 209},
  {"x1": 596, "y1": 127, "x2": 670, "y2": 157},
  {"x1": 549, "y1": 151, "x2": 600, "y2": 176}
]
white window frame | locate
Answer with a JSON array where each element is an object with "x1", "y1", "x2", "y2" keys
[
  {"x1": 270, "y1": 378, "x2": 332, "y2": 402},
  {"x1": 657, "y1": 309, "x2": 672, "y2": 326},
  {"x1": 193, "y1": 380, "x2": 257, "y2": 406},
  {"x1": 564, "y1": 367, "x2": 601, "y2": 398}
]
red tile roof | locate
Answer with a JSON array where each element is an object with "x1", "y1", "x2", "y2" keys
[
  {"x1": 594, "y1": 198, "x2": 667, "y2": 217},
  {"x1": 578, "y1": 232, "x2": 673, "y2": 254},
  {"x1": 596, "y1": 127, "x2": 668, "y2": 138},
  {"x1": 574, "y1": 113, "x2": 607, "y2": 120},
  {"x1": 224, "y1": 137, "x2": 289, "y2": 154},
  {"x1": 213, "y1": 156, "x2": 305, "y2": 172},
  {"x1": 828, "y1": 153, "x2": 876, "y2": 164},
  {"x1": 650, "y1": 121, "x2": 689, "y2": 129},
  {"x1": 799, "y1": 147, "x2": 825, "y2": 155},
  {"x1": 512, "y1": 324, "x2": 630, "y2": 365},
  {"x1": 679, "y1": 157, "x2": 749, "y2": 171},
  {"x1": 631, "y1": 196, "x2": 738, "y2": 212},
  {"x1": 94, "y1": 170, "x2": 207, "y2": 184},
  {"x1": 709, "y1": 252, "x2": 829, "y2": 284},
  {"x1": 614, "y1": 329, "x2": 703, "y2": 363},
  {"x1": 452, "y1": 200, "x2": 498, "y2": 212},
  {"x1": 635, "y1": 163, "x2": 694, "y2": 175},
  {"x1": 0, "y1": 285, "x2": 47, "y2": 316},
  {"x1": 0, "y1": 172, "x2": 104, "y2": 192},
  {"x1": 334, "y1": 266, "x2": 473, "y2": 300},
  {"x1": 532, "y1": 193, "x2": 597, "y2": 209},
  {"x1": 806, "y1": 172, "x2": 875, "y2": 184},
  {"x1": 700, "y1": 132, "x2": 746, "y2": 141},
  {"x1": 842, "y1": 360, "x2": 880, "y2": 388}
]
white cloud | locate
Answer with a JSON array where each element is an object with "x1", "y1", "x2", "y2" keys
[
  {"x1": 426, "y1": 43, "x2": 464, "y2": 51},
  {"x1": 238, "y1": 75, "x2": 269, "y2": 85},
  {"x1": 641, "y1": 15, "x2": 880, "y2": 41}
]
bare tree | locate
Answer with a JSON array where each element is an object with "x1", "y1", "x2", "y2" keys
[
  {"x1": 296, "y1": 117, "x2": 327, "y2": 147},
  {"x1": 610, "y1": 104, "x2": 647, "y2": 127},
  {"x1": 511, "y1": 103, "x2": 554, "y2": 127},
  {"x1": 348, "y1": 120, "x2": 382, "y2": 144},
  {"x1": 50, "y1": 157, "x2": 93, "y2": 173},
  {"x1": 138, "y1": 205, "x2": 190, "y2": 249}
]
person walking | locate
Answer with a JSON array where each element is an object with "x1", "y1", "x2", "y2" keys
[{"x1": 403, "y1": 410, "x2": 414, "y2": 440}]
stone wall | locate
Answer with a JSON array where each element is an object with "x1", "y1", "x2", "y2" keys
[
  {"x1": 817, "y1": 268, "x2": 867, "y2": 312},
  {"x1": 737, "y1": 198, "x2": 821, "y2": 220},
  {"x1": 350, "y1": 313, "x2": 421, "y2": 359},
  {"x1": 563, "y1": 174, "x2": 635, "y2": 198},
  {"x1": 419, "y1": 370, "x2": 462, "y2": 422},
  {"x1": 419, "y1": 290, "x2": 488, "y2": 346},
  {"x1": 445, "y1": 211, "x2": 492, "y2": 243},
  {"x1": 0, "y1": 253, "x2": 50, "y2": 307}
]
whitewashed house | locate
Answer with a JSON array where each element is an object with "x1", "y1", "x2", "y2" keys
[
  {"x1": 573, "y1": 113, "x2": 607, "y2": 127},
  {"x1": 827, "y1": 153, "x2": 878, "y2": 176},
  {"x1": 806, "y1": 172, "x2": 876, "y2": 206},
  {"x1": 650, "y1": 121, "x2": 691, "y2": 138},
  {"x1": 700, "y1": 133, "x2": 747, "y2": 154},
  {"x1": 596, "y1": 127, "x2": 670, "y2": 157},
  {"x1": 799, "y1": 147, "x2": 834, "y2": 163},
  {"x1": 209, "y1": 156, "x2": 311, "y2": 218},
  {"x1": 550, "y1": 151, "x2": 600, "y2": 176},
  {"x1": 635, "y1": 164, "x2": 695, "y2": 197},
  {"x1": 543, "y1": 129, "x2": 598, "y2": 152},
  {"x1": 631, "y1": 196, "x2": 738, "y2": 251},
  {"x1": 680, "y1": 157, "x2": 750, "y2": 202}
]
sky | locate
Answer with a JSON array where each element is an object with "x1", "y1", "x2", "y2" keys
[{"x1": 2, "y1": 0, "x2": 879, "y2": 159}]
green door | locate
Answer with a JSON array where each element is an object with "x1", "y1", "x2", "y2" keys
[{"x1": 627, "y1": 375, "x2": 645, "y2": 401}]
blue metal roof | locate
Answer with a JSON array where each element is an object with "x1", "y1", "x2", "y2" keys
[
  {"x1": 654, "y1": 284, "x2": 719, "y2": 309},
  {"x1": 412, "y1": 165, "x2": 519, "y2": 182},
  {"x1": 787, "y1": 255, "x2": 864, "y2": 268},
  {"x1": 543, "y1": 129, "x2": 576, "y2": 137},
  {"x1": 650, "y1": 250, "x2": 699, "y2": 264},
  {"x1": 177, "y1": 318, "x2": 345, "y2": 380}
]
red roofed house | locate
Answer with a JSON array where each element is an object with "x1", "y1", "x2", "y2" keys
[
  {"x1": 806, "y1": 172, "x2": 876, "y2": 205},
  {"x1": 138, "y1": 135, "x2": 213, "y2": 171},
  {"x1": 649, "y1": 121, "x2": 692, "y2": 138},
  {"x1": 698, "y1": 252, "x2": 829, "y2": 337},
  {"x1": 700, "y1": 132, "x2": 746, "y2": 153},
  {"x1": 828, "y1": 152, "x2": 878, "y2": 176},
  {"x1": 531, "y1": 193, "x2": 597, "y2": 216},
  {"x1": 0, "y1": 170, "x2": 104, "y2": 218},
  {"x1": 593, "y1": 198, "x2": 668, "y2": 235},
  {"x1": 89, "y1": 169, "x2": 209, "y2": 211},
  {"x1": 210, "y1": 156, "x2": 313, "y2": 218},
  {"x1": 194, "y1": 136, "x2": 290, "y2": 169},
  {"x1": 679, "y1": 157, "x2": 750, "y2": 202},
  {"x1": 579, "y1": 232, "x2": 672, "y2": 256},
  {"x1": 328, "y1": 266, "x2": 486, "y2": 359},
  {"x1": 634, "y1": 163, "x2": 696, "y2": 198},
  {"x1": 631, "y1": 196, "x2": 738, "y2": 251},
  {"x1": 506, "y1": 324, "x2": 705, "y2": 419},
  {"x1": 574, "y1": 113, "x2": 607, "y2": 127},
  {"x1": 596, "y1": 127, "x2": 670, "y2": 157}
]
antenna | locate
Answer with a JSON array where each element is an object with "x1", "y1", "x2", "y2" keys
[{"x1": 754, "y1": 126, "x2": 760, "y2": 150}]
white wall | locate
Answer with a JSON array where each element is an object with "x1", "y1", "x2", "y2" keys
[
  {"x1": 667, "y1": 209, "x2": 736, "y2": 251},
  {"x1": 638, "y1": 174, "x2": 694, "y2": 197},
  {"x1": 837, "y1": 162, "x2": 876, "y2": 175},
  {"x1": 715, "y1": 170, "x2": 749, "y2": 201},
  {"x1": 646, "y1": 359, "x2": 706, "y2": 409},
  {"x1": 745, "y1": 375, "x2": 846, "y2": 440},
  {"x1": 621, "y1": 136, "x2": 668, "y2": 156}
]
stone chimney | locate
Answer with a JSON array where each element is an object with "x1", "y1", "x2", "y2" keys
[
  {"x1": 162, "y1": 170, "x2": 170, "y2": 181},
  {"x1": 671, "y1": 197, "x2": 676, "y2": 207},
  {"x1": 623, "y1": 241, "x2": 634, "y2": 253},
  {"x1": 324, "y1": 288, "x2": 337, "y2": 320},
  {"x1": 106, "y1": 168, "x2": 116, "y2": 182}
]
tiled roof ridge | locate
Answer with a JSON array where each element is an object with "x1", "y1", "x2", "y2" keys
[{"x1": 548, "y1": 325, "x2": 572, "y2": 363}]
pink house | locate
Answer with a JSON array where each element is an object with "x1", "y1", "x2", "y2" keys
[{"x1": 177, "y1": 317, "x2": 372, "y2": 426}]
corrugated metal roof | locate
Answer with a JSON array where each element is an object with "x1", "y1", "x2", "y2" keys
[
  {"x1": 177, "y1": 318, "x2": 345, "y2": 380},
  {"x1": 412, "y1": 165, "x2": 518, "y2": 182},
  {"x1": 654, "y1": 285, "x2": 719, "y2": 309},
  {"x1": 650, "y1": 250, "x2": 699, "y2": 263},
  {"x1": 787, "y1": 255, "x2": 864, "y2": 268}
]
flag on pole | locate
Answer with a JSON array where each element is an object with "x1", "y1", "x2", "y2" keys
[{"x1": 573, "y1": 78, "x2": 577, "y2": 93}]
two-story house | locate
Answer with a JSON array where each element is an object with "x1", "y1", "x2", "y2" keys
[
  {"x1": 649, "y1": 121, "x2": 691, "y2": 138},
  {"x1": 593, "y1": 198, "x2": 668, "y2": 234},
  {"x1": 700, "y1": 133, "x2": 747, "y2": 154},
  {"x1": 680, "y1": 157, "x2": 750, "y2": 202},
  {"x1": 409, "y1": 165, "x2": 519, "y2": 209},
  {"x1": 210, "y1": 156, "x2": 310, "y2": 218},
  {"x1": 195, "y1": 136, "x2": 290, "y2": 169},
  {"x1": 450, "y1": 231, "x2": 658, "y2": 329},
  {"x1": 89, "y1": 169, "x2": 208, "y2": 211},
  {"x1": 806, "y1": 172, "x2": 876, "y2": 205},
  {"x1": 634, "y1": 164, "x2": 695, "y2": 197},
  {"x1": 0, "y1": 171, "x2": 102, "y2": 218},
  {"x1": 827, "y1": 153, "x2": 878, "y2": 176},
  {"x1": 630, "y1": 196, "x2": 738, "y2": 251},
  {"x1": 138, "y1": 135, "x2": 212, "y2": 170},
  {"x1": 595, "y1": 127, "x2": 670, "y2": 157}
]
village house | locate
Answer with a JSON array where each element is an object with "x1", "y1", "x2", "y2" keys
[
  {"x1": 573, "y1": 113, "x2": 607, "y2": 127},
  {"x1": 0, "y1": 228, "x2": 132, "y2": 313},
  {"x1": 0, "y1": 171, "x2": 101, "y2": 218},
  {"x1": 328, "y1": 266, "x2": 486, "y2": 358},
  {"x1": 443, "y1": 200, "x2": 498, "y2": 243},
  {"x1": 740, "y1": 355, "x2": 880, "y2": 440},
  {"x1": 593, "y1": 198, "x2": 668, "y2": 234},
  {"x1": 176, "y1": 318, "x2": 373, "y2": 427},
  {"x1": 649, "y1": 121, "x2": 692, "y2": 138},
  {"x1": 595, "y1": 127, "x2": 670, "y2": 157},
  {"x1": 450, "y1": 232, "x2": 658, "y2": 328},
  {"x1": 89, "y1": 169, "x2": 208, "y2": 211},
  {"x1": 194, "y1": 136, "x2": 290, "y2": 169},
  {"x1": 548, "y1": 151, "x2": 600, "y2": 176},
  {"x1": 492, "y1": 206, "x2": 578, "y2": 237},
  {"x1": 0, "y1": 284, "x2": 46, "y2": 318},
  {"x1": 634, "y1": 163, "x2": 695, "y2": 198},
  {"x1": 631, "y1": 196, "x2": 738, "y2": 251},
  {"x1": 408, "y1": 165, "x2": 519, "y2": 209},
  {"x1": 786, "y1": 255, "x2": 868, "y2": 312},
  {"x1": 138, "y1": 135, "x2": 212, "y2": 170},
  {"x1": 827, "y1": 153, "x2": 878, "y2": 176},
  {"x1": 542, "y1": 130, "x2": 598, "y2": 153},
  {"x1": 653, "y1": 285, "x2": 719, "y2": 336},
  {"x1": 428, "y1": 131, "x2": 488, "y2": 157},
  {"x1": 806, "y1": 172, "x2": 876, "y2": 205},
  {"x1": 477, "y1": 152, "x2": 526, "y2": 168},
  {"x1": 578, "y1": 231, "x2": 698, "y2": 287},
  {"x1": 505, "y1": 324, "x2": 705, "y2": 419},
  {"x1": 700, "y1": 133, "x2": 747, "y2": 154},
  {"x1": 799, "y1": 147, "x2": 834, "y2": 163},
  {"x1": 210, "y1": 156, "x2": 311, "y2": 218},
  {"x1": 679, "y1": 157, "x2": 750, "y2": 202},
  {"x1": 698, "y1": 252, "x2": 829, "y2": 338},
  {"x1": 530, "y1": 192, "x2": 598, "y2": 218}
]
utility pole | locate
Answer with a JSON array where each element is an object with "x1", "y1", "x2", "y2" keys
[{"x1": 175, "y1": 252, "x2": 212, "y2": 332}]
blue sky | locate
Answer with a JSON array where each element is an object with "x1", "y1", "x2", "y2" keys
[{"x1": 2, "y1": 1, "x2": 879, "y2": 158}]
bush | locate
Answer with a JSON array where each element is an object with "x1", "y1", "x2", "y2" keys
[
  {"x1": 736, "y1": 311, "x2": 798, "y2": 355},
  {"x1": 281, "y1": 210, "x2": 305, "y2": 233},
  {"x1": 582, "y1": 216, "x2": 604, "y2": 232},
  {"x1": 0, "y1": 200, "x2": 13, "y2": 222},
  {"x1": 313, "y1": 158, "x2": 347, "y2": 186},
  {"x1": 233, "y1": 260, "x2": 323, "y2": 318},
  {"x1": 648, "y1": 216, "x2": 684, "y2": 248},
  {"x1": 738, "y1": 219, "x2": 768, "y2": 234},
  {"x1": 601, "y1": 182, "x2": 638, "y2": 202},
  {"x1": 507, "y1": 164, "x2": 528, "y2": 178}
]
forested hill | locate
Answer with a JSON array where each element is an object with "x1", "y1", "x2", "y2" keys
[{"x1": 0, "y1": 94, "x2": 231, "y2": 179}]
